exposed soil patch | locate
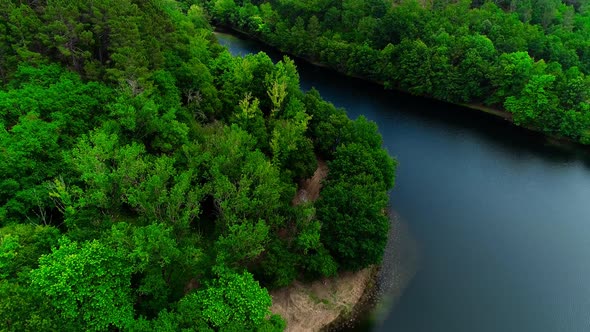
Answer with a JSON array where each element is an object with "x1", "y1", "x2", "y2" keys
[
  {"x1": 269, "y1": 268, "x2": 373, "y2": 332},
  {"x1": 291, "y1": 159, "x2": 328, "y2": 206},
  {"x1": 272, "y1": 158, "x2": 374, "y2": 331}
]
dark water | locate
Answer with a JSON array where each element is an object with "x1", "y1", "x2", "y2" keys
[{"x1": 216, "y1": 32, "x2": 590, "y2": 332}]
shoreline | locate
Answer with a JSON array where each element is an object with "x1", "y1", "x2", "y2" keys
[
  {"x1": 214, "y1": 26, "x2": 588, "y2": 151},
  {"x1": 321, "y1": 265, "x2": 381, "y2": 331},
  {"x1": 214, "y1": 29, "x2": 423, "y2": 329},
  {"x1": 266, "y1": 209, "x2": 419, "y2": 332},
  {"x1": 268, "y1": 157, "x2": 413, "y2": 332},
  {"x1": 271, "y1": 156, "x2": 378, "y2": 332},
  {"x1": 323, "y1": 210, "x2": 420, "y2": 331},
  {"x1": 268, "y1": 267, "x2": 377, "y2": 332}
]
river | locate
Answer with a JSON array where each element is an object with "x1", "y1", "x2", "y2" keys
[{"x1": 216, "y1": 32, "x2": 590, "y2": 332}]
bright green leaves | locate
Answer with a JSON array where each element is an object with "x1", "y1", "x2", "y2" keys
[
  {"x1": 65, "y1": 129, "x2": 204, "y2": 230},
  {"x1": 108, "y1": 222, "x2": 203, "y2": 317},
  {"x1": 133, "y1": 269, "x2": 284, "y2": 331},
  {"x1": 205, "y1": 125, "x2": 292, "y2": 226},
  {"x1": 0, "y1": 224, "x2": 61, "y2": 330},
  {"x1": 0, "y1": 115, "x2": 61, "y2": 224},
  {"x1": 216, "y1": 220, "x2": 270, "y2": 266},
  {"x1": 201, "y1": 125, "x2": 294, "y2": 268},
  {"x1": 65, "y1": 131, "x2": 123, "y2": 212},
  {"x1": 192, "y1": 269, "x2": 279, "y2": 330},
  {"x1": 267, "y1": 79, "x2": 288, "y2": 115},
  {"x1": 505, "y1": 74, "x2": 558, "y2": 126},
  {"x1": 0, "y1": 235, "x2": 19, "y2": 280},
  {"x1": 269, "y1": 109, "x2": 315, "y2": 180},
  {"x1": 489, "y1": 51, "x2": 536, "y2": 104},
  {"x1": 0, "y1": 65, "x2": 112, "y2": 224},
  {"x1": 268, "y1": 57, "x2": 301, "y2": 100},
  {"x1": 212, "y1": 0, "x2": 238, "y2": 25},
  {"x1": 106, "y1": 90, "x2": 190, "y2": 153},
  {"x1": 235, "y1": 93, "x2": 269, "y2": 150},
  {"x1": 30, "y1": 238, "x2": 134, "y2": 331},
  {"x1": 124, "y1": 158, "x2": 203, "y2": 229}
]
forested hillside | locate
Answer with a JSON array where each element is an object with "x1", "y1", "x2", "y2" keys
[
  {"x1": 0, "y1": 1, "x2": 395, "y2": 330},
  {"x1": 200, "y1": 0, "x2": 590, "y2": 143}
]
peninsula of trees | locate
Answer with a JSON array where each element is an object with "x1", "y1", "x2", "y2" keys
[
  {"x1": 0, "y1": 1, "x2": 395, "y2": 330},
  {"x1": 202, "y1": 0, "x2": 590, "y2": 143}
]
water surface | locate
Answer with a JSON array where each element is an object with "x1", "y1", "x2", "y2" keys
[{"x1": 217, "y1": 32, "x2": 590, "y2": 332}]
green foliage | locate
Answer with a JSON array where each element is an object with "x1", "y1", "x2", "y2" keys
[
  {"x1": 329, "y1": 142, "x2": 396, "y2": 191},
  {"x1": 192, "y1": 269, "x2": 282, "y2": 330},
  {"x1": 317, "y1": 174, "x2": 390, "y2": 271},
  {"x1": 108, "y1": 222, "x2": 203, "y2": 317},
  {"x1": 0, "y1": 65, "x2": 111, "y2": 224},
  {"x1": 0, "y1": 224, "x2": 60, "y2": 281},
  {"x1": 316, "y1": 135, "x2": 396, "y2": 270},
  {"x1": 0, "y1": 0, "x2": 397, "y2": 329},
  {"x1": 216, "y1": 219, "x2": 270, "y2": 265},
  {"x1": 0, "y1": 280, "x2": 59, "y2": 331},
  {"x1": 258, "y1": 238, "x2": 300, "y2": 288},
  {"x1": 30, "y1": 238, "x2": 135, "y2": 331},
  {"x1": 234, "y1": 93, "x2": 269, "y2": 150},
  {"x1": 303, "y1": 245, "x2": 339, "y2": 278},
  {"x1": 208, "y1": 0, "x2": 590, "y2": 144},
  {"x1": 505, "y1": 74, "x2": 559, "y2": 127}
]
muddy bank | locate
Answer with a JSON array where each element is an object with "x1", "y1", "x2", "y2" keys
[{"x1": 270, "y1": 268, "x2": 375, "y2": 332}]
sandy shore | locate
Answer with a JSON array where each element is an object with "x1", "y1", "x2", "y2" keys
[
  {"x1": 270, "y1": 158, "x2": 419, "y2": 332},
  {"x1": 268, "y1": 210, "x2": 419, "y2": 332},
  {"x1": 274, "y1": 158, "x2": 374, "y2": 331},
  {"x1": 270, "y1": 268, "x2": 375, "y2": 332}
]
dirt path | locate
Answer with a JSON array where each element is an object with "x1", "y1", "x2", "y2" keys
[
  {"x1": 272, "y1": 158, "x2": 373, "y2": 332},
  {"x1": 291, "y1": 159, "x2": 328, "y2": 206}
]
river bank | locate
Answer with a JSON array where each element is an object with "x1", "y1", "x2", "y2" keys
[
  {"x1": 274, "y1": 157, "x2": 376, "y2": 332},
  {"x1": 269, "y1": 211, "x2": 419, "y2": 332},
  {"x1": 323, "y1": 210, "x2": 419, "y2": 332},
  {"x1": 214, "y1": 27, "x2": 587, "y2": 150},
  {"x1": 272, "y1": 155, "x2": 417, "y2": 331},
  {"x1": 269, "y1": 267, "x2": 377, "y2": 332}
]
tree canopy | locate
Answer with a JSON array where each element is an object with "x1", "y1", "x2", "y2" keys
[
  {"x1": 0, "y1": 1, "x2": 396, "y2": 330},
  {"x1": 200, "y1": 0, "x2": 590, "y2": 143}
]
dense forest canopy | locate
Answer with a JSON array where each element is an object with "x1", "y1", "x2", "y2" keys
[
  {"x1": 199, "y1": 0, "x2": 590, "y2": 143},
  {"x1": 0, "y1": 0, "x2": 395, "y2": 330}
]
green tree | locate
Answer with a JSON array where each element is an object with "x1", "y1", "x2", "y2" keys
[
  {"x1": 504, "y1": 74, "x2": 558, "y2": 127},
  {"x1": 30, "y1": 238, "x2": 135, "y2": 331},
  {"x1": 317, "y1": 174, "x2": 390, "y2": 271},
  {"x1": 0, "y1": 224, "x2": 60, "y2": 281},
  {"x1": 191, "y1": 269, "x2": 284, "y2": 331}
]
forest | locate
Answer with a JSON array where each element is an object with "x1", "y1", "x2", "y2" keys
[
  {"x1": 201, "y1": 0, "x2": 590, "y2": 143},
  {"x1": 0, "y1": 0, "x2": 395, "y2": 330}
]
